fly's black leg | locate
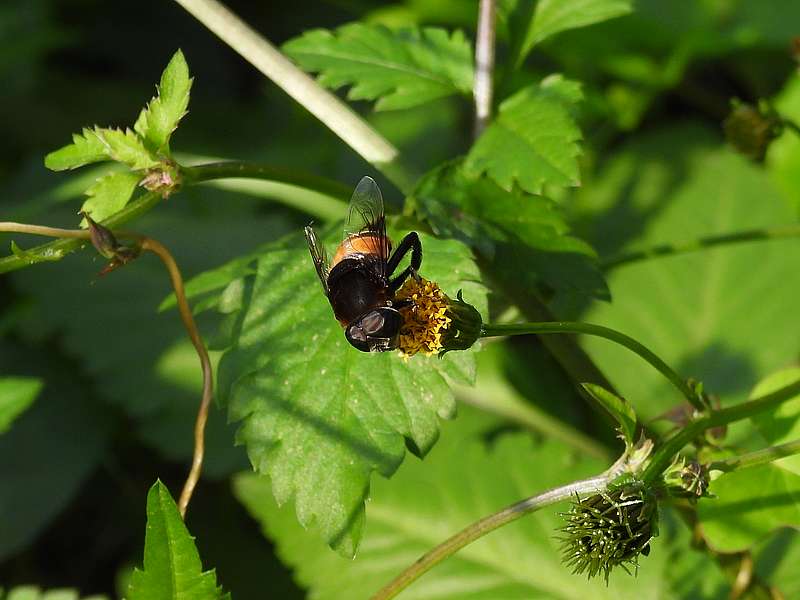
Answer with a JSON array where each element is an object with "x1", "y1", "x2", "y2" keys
[{"x1": 387, "y1": 232, "x2": 422, "y2": 293}]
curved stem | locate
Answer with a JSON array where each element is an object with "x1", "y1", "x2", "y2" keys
[
  {"x1": 0, "y1": 191, "x2": 161, "y2": 274},
  {"x1": 643, "y1": 379, "x2": 800, "y2": 483},
  {"x1": 473, "y1": 0, "x2": 496, "y2": 138},
  {"x1": 370, "y1": 468, "x2": 620, "y2": 600},
  {"x1": 182, "y1": 161, "x2": 349, "y2": 219},
  {"x1": 139, "y1": 238, "x2": 213, "y2": 518},
  {"x1": 710, "y1": 438, "x2": 800, "y2": 473},
  {"x1": 481, "y1": 321, "x2": 701, "y2": 411},
  {"x1": 173, "y1": 0, "x2": 418, "y2": 193},
  {"x1": 601, "y1": 225, "x2": 800, "y2": 271}
]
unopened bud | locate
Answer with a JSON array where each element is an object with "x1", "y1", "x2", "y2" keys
[
  {"x1": 723, "y1": 99, "x2": 783, "y2": 162},
  {"x1": 664, "y1": 456, "x2": 710, "y2": 500},
  {"x1": 82, "y1": 212, "x2": 140, "y2": 275}
]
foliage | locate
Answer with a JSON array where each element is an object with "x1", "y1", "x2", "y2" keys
[{"x1": 3, "y1": 0, "x2": 800, "y2": 598}]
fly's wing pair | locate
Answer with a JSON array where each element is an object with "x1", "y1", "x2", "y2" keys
[{"x1": 304, "y1": 176, "x2": 389, "y2": 295}]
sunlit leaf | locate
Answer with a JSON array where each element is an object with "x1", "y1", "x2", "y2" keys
[
  {"x1": 217, "y1": 232, "x2": 487, "y2": 556},
  {"x1": 464, "y1": 75, "x2": 583, "y2": 195},
  {"x1": 284, "y1": 24, "x2": 473, "y2": 110},
  {"x1": 0, "y1": 376, "x2": 42, "y2": 434},
  {"x1": 134, "y1": 49, "x2": 192, "y2": 154},
  {"x1": 80, "y1": 171, "x2": 142, "y2": 224},
  {"x1": 580, "y1": 383, "x2": 637, "y2": 445},
  {"x1": 126, "y1": 481, "x2": 229, "y2": 600},
  {"x1": 44, "y1": 128, "x2": 109, "y2": 171},
  {"x1": 750, "y1": 368, "x2": 800, "y2": 475},
  {"x1": 498, "y1": 0, "x2": 633, "y2": 67},
  {"x1": 234, "y1": 411, "x2": 726, "y2": 598}
]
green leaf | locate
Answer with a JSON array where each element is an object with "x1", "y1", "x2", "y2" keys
[
  {"x1": 753, "y1": 529, "x2": 800, "y2": 598},
  {"x1": 414, "y1": 161, "x2": 607, "y2": 303},
  {"x1": 697, "y1": 463, "x2": 800, "y2": 553},
  {"x1": 80, "y1": 171, "x2": 142, "y2": 224},
  {"x1": 126, "y1": 481, "x2": 229, "y2": 600},
  {"x1": 751, "y1": 368, "x2": 800, "y2": 476},
  {"x1": 10, "y1": 240, "x2": 65, "y2": 264},
  {"x1": 234, "y1": 413, "x2": 726, "y2": 598},
  {"x1": 464, "y1": 75, "x2": 583, "y2": 195},
  {"x1": 0, "y1": 586, "x2": 108, "y2": 600},
  {"x1": 217, "y1": 232, "x2": 487, "y2": 556},
  {"x1": 92, "y1": 128, "x2": 159, "y2": 170},
  {"x1": 44, "y1": 128, "x2": 109, "y2": 171},
  {"x1": 134, "y1": 49, "x2": 192, "y2": 153},
  {"x1": 573, "y1": 126, "x2": 800, "y2": 419},
  {"x1": 767, "y1": 75, "x2": 800, "y2": 214},
  {"x1": 580, "y1": 383, "x2": 637, "y2": 445},
  {"x1": 0, "y1": 376, "x2": 42, "y2": 434},
  {"x1": 283, "y1": 24, "x2": 473, "y2": 110},
  {"x1": 499, "y1": 0, "x2": 633, "y2": 67}
]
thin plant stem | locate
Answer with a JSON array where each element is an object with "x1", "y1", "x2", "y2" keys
[
  {"x1": 172, "y1": 0, "x2": 418, "y2": 193},
  {"x1": 369, "y1": 467, "x2": 622, "y2": 600},
  {"x1": 473, "y1": 0, "x2": 496, "y2": 138},
  {"x1": 481, "y1": 321, "x2": 702, "y2": 411},
  {"x1": 138, "y1": 237, "x2": 213, "y2": 518},
  {"x1": 601, "y1": 225, "x2": 800, "y2": 271},
  {"x1": 643, "y1": 379, "x2": 800, "y2": 483},
  {"x1": 782, "y1": 118, "x2": 800, "y2": 138},
  {"x1": 0, "y1": 191, "x2": 161, "y2": 274},
  {"x1": 709, "y1": 438, "x2": 800, "y2": 473},
  {"x1": 0, "y1": 220, "x2": 214, "y2": 519}
]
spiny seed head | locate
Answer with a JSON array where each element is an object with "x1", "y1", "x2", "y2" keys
[
  {"x1": 559, "y1": 482, "x2": 658, "y2": 584},
  {"x1": 395, "y1": 278, "x2": 482, "y2": 357}
]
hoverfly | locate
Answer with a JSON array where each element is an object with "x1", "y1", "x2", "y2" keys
[{"x1": 304, "y1": 176, "x2": 422, "y2": 352}]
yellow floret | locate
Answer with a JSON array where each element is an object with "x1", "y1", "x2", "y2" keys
[{"x1": 395, "y1": 276, "x2": 451, "y2": 357}]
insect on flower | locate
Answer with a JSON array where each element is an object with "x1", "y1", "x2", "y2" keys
[{"x1": 304, "y1": 176, "x2": 422, "y2": 352}]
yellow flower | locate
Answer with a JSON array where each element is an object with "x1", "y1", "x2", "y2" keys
[{"x1": 395, "y1": 276, "x2": 452, "y2": 357}]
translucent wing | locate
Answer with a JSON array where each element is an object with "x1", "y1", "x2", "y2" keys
[
  {"x1": 304, "y1": 224, "x2": 330, "y2": 295},
  {"x1": 341, "y1": 176, "x2": 390, "y2": 273}
]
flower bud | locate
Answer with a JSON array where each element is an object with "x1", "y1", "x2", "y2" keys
[
  {"x1": 559, "y1": 481, "x2": 658, "y2": 583},
  {"x1": 723, "y1": 99, "x2": 783, "y2": 162},
  {"x1": 663, "y1": 456, "x2": 710, "y2": 500},
  {"x1": 82, "y1": 212, "x2": 140, "y2": 275},
  {"x1": 139, "y1": 159, "x2": 181, "y2": 198}
]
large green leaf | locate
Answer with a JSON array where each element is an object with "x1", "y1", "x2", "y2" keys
[
  {"x1": 217, "y1": 232, "x2": 487, "y2": 556},
  {"x1": 0, "y1": 376, "x2": 42, "y2": 434},
  {"x1": 697, "y1": 463, "x2": 800, "y2": 553},
  {"x1": 751, "y1": 368, "x2": 800, "y2": 476},
  {"x1": 234, "y1": 410, "x2": 727, "y2": 599},
  {"x1": 413, "y1": 161, "x2": 606, "y2": 303},
  {"x1": 753, "y1": 529, "x2": 800, "y2": 599},
  {"x1": 80, "y1": 170, "x2": 142, "y2": 224},
  {"x1": 283, "y1": 24, "x2": 473, "y2": 111},
  {"x1": 498, "y1": 0, "x2": 633, "y2": 67},
  {"x1": 767, "y1": 75, "x2": 800, "y2": 215},
  {"x1": 571, "y1": 126, "x2": 800, "y2": 418},
  {"x1": 464, "y1": 76, "x2": 583, "y2": 195},
  {"x1": 134, "y1": 49, "x2": 192, "y2": 154},
  {"x1": 126, "y1": 481, "x2": 229, "y2": 600}
]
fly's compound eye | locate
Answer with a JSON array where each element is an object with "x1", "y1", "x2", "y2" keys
[
  {"x1": 360, "y1": 311, "x2": 385, "y2": 335},
  {"x1": 348, "y1": 325, "x2": 367, "y2": 342}
]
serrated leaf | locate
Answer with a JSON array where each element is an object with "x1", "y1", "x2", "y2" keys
[
  {"x1": 217, "y1": 232, "x2": 487, "y2": 556},
  {"x1": 134, "y1": 49, "x2": 192, "y2": 153},
  {"x1": 414, "y1": 161, "x2": 607, "y2": 303},
  {"x1": 464, "y1": 76, "x2": 583, "y2": 195},
  {"x1": 10, "y1": 241, "x2": 64, "y2": 264},
  {"x1": 44, "y1": 128, "x2": 109, "y2": 171},
  {"x1": 80, "y1": 171, "x2": 142, "y2": 224},
  {"x1": 0, "y1": 376, "x2": 42, "y2": 434},
  {"x1": 751, "y1": 368, "x2": 800, "y2": 476},
  {"x1": 580, "y1": 383, "x2": 637, "y2": 445},
  {"x1": 573, "y1": 126, "x2": 800, "y2": 419},
  {"x1": 92, "y1": 127, "x2": 159, "y2": 170},
  {"x1": 126, "y1": 481, "x2": 229, "y2": 600},
  {"x1": 284, "y1": 24, "x2": 473, "y2": 111},
  {"x1": 697, "y1": 463, "x2": 800, "y2": 553},
  {"x1": 234, "y1": 415, "x2": 726, "y2": 599},
  {"x1": 499, "y1": 0, "x2": 633, "y2": 67}
]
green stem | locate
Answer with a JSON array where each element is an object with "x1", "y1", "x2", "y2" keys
[
  {"x1": 172, "y1": 0, "x2": 418, "y2": 193},
  {"x1": 782, "y1": 118, "x2": 800, "y2": 138},
  {"x1": 369, "y1": 467, "x2": 620, "y2": 600},
  {"x1": 710, "y1": 439, "x2": 800, "y2": 473},
  {"x1": 182, "y1": 162, "x2": 348, "y2": 221},
  {"x1": 601, "y1": 225, "x2": 800, "y2": 271},
  {"x1": 643, "y1": 379, "x2": 800, "y2": 483},
  {"x1": 0, "y1": 191, "x2": 161, "y2": 275},
  {"x1": 481, "y1": 321, "x2": 702, "y2": 411}
]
